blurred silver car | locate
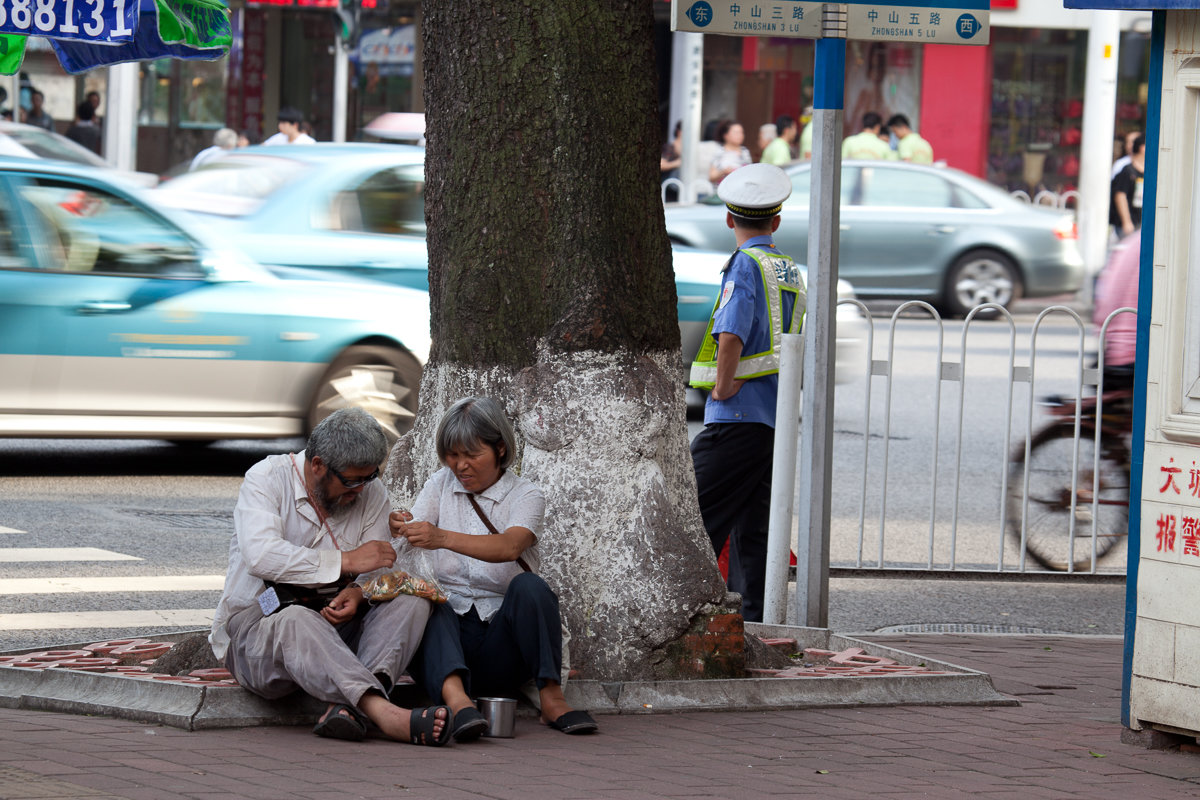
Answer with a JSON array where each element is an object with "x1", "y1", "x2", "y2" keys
[
  {"x1": 665, "y1": 160, "x2": 1085, "y2": 317},
  {"x1": 156, "y1": 143, "x2": 868, "y2": 382}
]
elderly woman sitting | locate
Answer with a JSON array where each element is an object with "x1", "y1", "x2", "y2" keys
[{"x1": 390, "y1": 397, "x2": 598, "y2": 740}]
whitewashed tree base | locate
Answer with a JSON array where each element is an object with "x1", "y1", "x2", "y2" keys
[{"x1": 384, "y1": 349, "x2": 732, "y2": 681}]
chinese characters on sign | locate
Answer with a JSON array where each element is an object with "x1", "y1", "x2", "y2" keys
[
  {"x1": 672, "y1": 0, "x2": 823, "y2": 39},
  {"x1": 671, "y1": 0, "x2": 989, "y2": 45},
  {"x1": 845, "y1": 2, "x2": 988, "y2": 45},
  {"x1": 1151, "y1": 456, "x2": 1200, "y2": 558}
]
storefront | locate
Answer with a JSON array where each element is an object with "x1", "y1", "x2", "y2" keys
[{"x1": 661, "y1": 4, "x2": 1152, "y2": 198}]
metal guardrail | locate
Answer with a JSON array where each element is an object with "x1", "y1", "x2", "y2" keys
[
  {"x1": 1010, "y1": 189, "x2": 1080, "y2": 210},
  {"x1": 836, "y1": 301, "x2": 1134, "y2": 577}
]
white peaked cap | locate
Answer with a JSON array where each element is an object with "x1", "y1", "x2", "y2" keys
[{"x1": 717, "y1": 163, "x2": 792, "y2": 219}]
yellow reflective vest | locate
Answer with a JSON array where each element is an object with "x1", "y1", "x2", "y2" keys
[{"x1": 689, "y1": 246, "x2": 805, "y2": 389}]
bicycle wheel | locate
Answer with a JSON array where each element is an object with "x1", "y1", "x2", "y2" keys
[{"x1": 1006, "y1": 422, "x2": 1129, "y2": 571}]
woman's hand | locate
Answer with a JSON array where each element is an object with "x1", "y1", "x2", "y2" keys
[{"x1": 393, "y1": 517, "x2": 447, "y2": 550}]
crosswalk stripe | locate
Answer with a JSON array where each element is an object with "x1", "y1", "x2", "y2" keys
[
  {"x1": 0, "y1": 609, "x2": 214, "y2": 631},
  {"x1": 0, "y1": 527, "x2": 25, "y2": 534},
  {"x1": 0, "y1": 576, "x2": 225, "y2": 595},
  {"x1": 0, "y1": 548, "x2": 141, "y2": 562}
]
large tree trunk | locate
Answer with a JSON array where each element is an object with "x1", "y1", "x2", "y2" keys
[{"x1": 385, "y1": 0, "x2": 730, "y2": 681}]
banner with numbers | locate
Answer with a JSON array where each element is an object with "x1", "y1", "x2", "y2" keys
[
  {"x1": 0, "y1": 0, "x2": 140, "y2": 43},
  {"x1": 0, "y1": 0, "x2": 228, "y2": 74}
]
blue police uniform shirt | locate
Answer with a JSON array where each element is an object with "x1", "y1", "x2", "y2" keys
[{"x1": 703, "y1": 234, "x2": 797, "y2": 428}]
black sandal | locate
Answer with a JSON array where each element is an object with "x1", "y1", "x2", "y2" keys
[
  {"x1": 409, "y1": 705, "x2": 452, "y2": 747},
  {"x1": 451, "y1": 706, "x2": 490, "y2": 743},
  {"x1": 312, "y1": 703, "x2": 366, "y2": 742}
]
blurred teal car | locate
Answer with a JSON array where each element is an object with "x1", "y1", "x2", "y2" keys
[
  {"x1": 155, "y1": 143, "x2": 867, "y2": 379},
  {"x1": 0, "y1": 158, "x2": 429, "y2": 442}
]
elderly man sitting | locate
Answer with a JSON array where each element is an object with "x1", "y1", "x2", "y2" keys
[{"x1": 209, "y1": 407, "x2": 448, "y2": 745}]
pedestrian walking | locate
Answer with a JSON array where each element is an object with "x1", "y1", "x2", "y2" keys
[
  {"x1": 841, "y1": 112, "x2": 892, "y2": 160},
  {"x1": 885, "y1": 114, "x2": 933, "y2": 164}
]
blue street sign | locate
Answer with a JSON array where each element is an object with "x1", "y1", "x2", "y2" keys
[
  {"x1": 671, "y1": 0, "x2": 989, "y2": 45},
  {"x1": 845, "y1": 0, "x2": 989, "y2": 45}
]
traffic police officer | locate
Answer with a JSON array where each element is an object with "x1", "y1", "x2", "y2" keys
[{"x1": 689, "y1": 163, "x2": 804, "y2": 622}]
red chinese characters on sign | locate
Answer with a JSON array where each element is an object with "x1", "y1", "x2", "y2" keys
[
  {"x1": 1155, "y1": 513, "x2": 1200, "y2": 558},
  {"x1": 1182, "y1": 516, "x2": 1200, "y2": 557},
  {"x1": 1161, "y1": 458, "x2": 1183, "y2": 495},
  {"x1": 1157, "y1": 514, "x2": 1177, "y2": 552},
  {"x1": 241, "y1": 10, "x2": 266, "y2": 140}
]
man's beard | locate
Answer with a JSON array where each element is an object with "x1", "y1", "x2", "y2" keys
[{"x1": 314, "y1": 477, "x2": 358, "y2": 518}]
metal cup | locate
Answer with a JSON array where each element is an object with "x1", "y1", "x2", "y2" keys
[{"x1": 477, "y1": 696, "x2": 516, "y2": 738}]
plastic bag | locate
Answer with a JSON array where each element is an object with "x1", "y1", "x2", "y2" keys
[{"x1": 360, "y1": 539, "x2": 448, "y2": 604}]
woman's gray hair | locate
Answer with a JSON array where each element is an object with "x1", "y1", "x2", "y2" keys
[
  {"x1": 436, "y1": 397, "x2": 516, "y2": 469},
  {"x1": 306, "y1": 407, "x2": 388, "y2": 471}
]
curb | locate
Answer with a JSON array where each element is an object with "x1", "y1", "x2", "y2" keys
[{"x1": 0, "y1": 624, "x2": 1013, "y2": 730}]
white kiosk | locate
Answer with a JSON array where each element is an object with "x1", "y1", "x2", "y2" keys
[{"x1": 1068, "y1": 0, "x2": 1200, "y2": 742}]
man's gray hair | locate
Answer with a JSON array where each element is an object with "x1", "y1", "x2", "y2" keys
[
  {"x1": 436, "y1": 397, "x2": 516, "y2": 469},
  {"x1": 306, "y1": 407, "x2": 388, "y2": 471},
  {"x1": 213, "y1": 127, "x2": 238, "y2": 149}
]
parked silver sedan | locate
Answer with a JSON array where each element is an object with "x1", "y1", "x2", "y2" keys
[{"x1": 665, "y1": 160, "x2": 1085, "y2": 317}]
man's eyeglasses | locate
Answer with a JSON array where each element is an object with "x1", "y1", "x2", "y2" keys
[{"x1": 329, "y1": 465, "x2": 379, "y2": 489}]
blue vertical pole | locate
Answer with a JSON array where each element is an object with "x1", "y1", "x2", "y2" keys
[
  {"x1": 1121, "y1": 8, "x2": 1164, "y2": 731},
  {"x1": 795, "y1": 6, "x2": 846, "y2": 628}
]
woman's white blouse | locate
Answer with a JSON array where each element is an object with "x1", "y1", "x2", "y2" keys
[{"x1": 409, "y1": 466, "x2": 545, "y2": 622}]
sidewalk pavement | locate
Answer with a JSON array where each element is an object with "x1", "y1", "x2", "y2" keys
[{"x1": 0, "y1": 634, "x2": 1198, "y2": 800}]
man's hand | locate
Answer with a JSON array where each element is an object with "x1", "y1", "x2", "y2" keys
[
  {"x1": 320, "y1": 586, "x2": 362, "y2": 625},
  {"x1": 341, "y1": 540, "x2": 395, "y2": 576},
  {"x1": 711, "y1": 331, "x2": 745, "y2": 401},
  {"x1": 388, "y1": 509, "x2": 413, "y2": 537}
]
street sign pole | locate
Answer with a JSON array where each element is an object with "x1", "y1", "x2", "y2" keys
[
  {"x1": 670, "y1": 0, "x2": 989, "y2": 630},
  {"x1": 794, "y1": 4, "x2": 846, "y2": 629}
]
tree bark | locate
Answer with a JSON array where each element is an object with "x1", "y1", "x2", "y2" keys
[{"x1": 385, "y1": 0, "x2": 730, "y2": 681}]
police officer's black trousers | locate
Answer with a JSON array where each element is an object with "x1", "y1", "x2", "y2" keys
[{"x1": 691, "y1": 421, "x2": 774, "y2": 622}]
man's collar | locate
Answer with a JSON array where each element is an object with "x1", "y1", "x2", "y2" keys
[
  {"x1": 290, "y1": 450, "x2": 317, "y2": 513},
  {"x1": 743, "y1": 234, "x2": 776, "y2": 249}
]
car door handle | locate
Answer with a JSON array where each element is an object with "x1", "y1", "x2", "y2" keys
[
  {"x1": 75, "y1": 301, "x2": 132, "y2": 315},
  {"x1": 930, "y1": 225, "x2": 956, "y2": 235}
]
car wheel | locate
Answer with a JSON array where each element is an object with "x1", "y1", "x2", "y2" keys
[
  {"x1": 943, "y1": 249, "x2": 1021, "y2": 318},
  {"x1": 307, "y1": 345, "x2": 421, "y2": 447}
]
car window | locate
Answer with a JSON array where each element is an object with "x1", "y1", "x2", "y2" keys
[
  {"x1": 949, "y1": 184, "x2": 990, "y2": 209},
  {"x1": 0, "y1": 183, "x2": 28, "y2": 268},
  {"x1": 157, "y1": 155, "x2": 306, "y2": 217},
  {"x1": 323, "y1": 165, "x2": 425, "y2": 235},
  {"x1": 18, "y1": 178, "x2": 203, "y2": 277},
  {"x1": 786, "y1": 166, "x2": 857, "y2": 206},
  {"x1": 856, "y1": 167, "x2": 952, "y2": 208}
]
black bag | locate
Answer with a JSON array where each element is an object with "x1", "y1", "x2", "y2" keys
[{"x1": 264, "y1": 579, "x2": 350, "y2": 613}]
